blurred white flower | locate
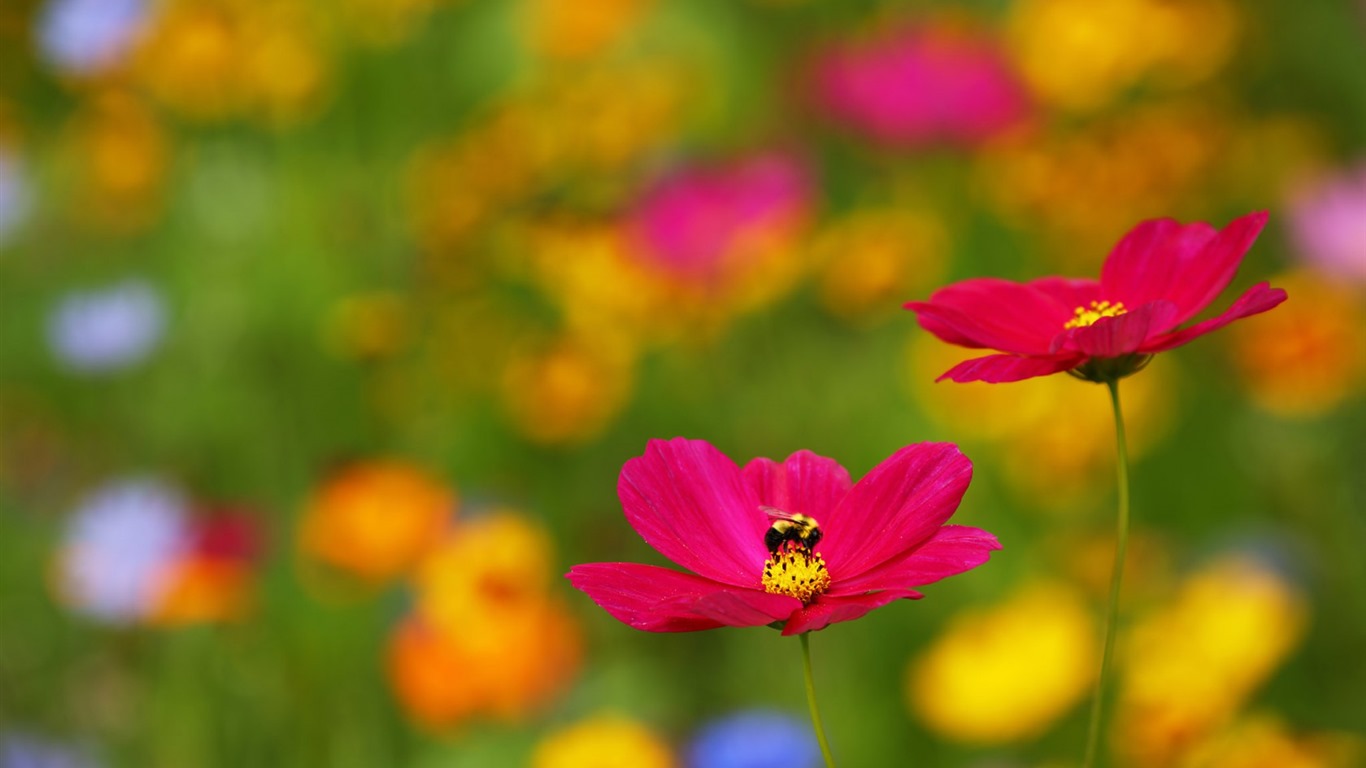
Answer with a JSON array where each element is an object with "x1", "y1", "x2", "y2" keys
[
  {"x1": 0, "y1": 149, "x2": 30, "y2": 247},
  {"x1": 55, "y1": 478, "x2": 189, "y2": 624},
  {"x1": 47, "y1": 279, "x2": 166, "y2": 373},
  {"x1": 34, "y1": 0, "x2": 150, "y2": 77}
]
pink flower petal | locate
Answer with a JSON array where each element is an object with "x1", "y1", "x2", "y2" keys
[
  {"x1": 780, "y1": 589, "x2": 922, "y2": 636},
  {"x1": 1140, "y1": 282, "x2": 1289, "y2": 353},
  {"x1": 936, "y1": 353, "x2": 1082, "y2": 383},
  {"x1": 907, "y1": 278, "x2": 1075, "y2": 355},
  {"x1": 618, "y1": 438, "x2": 770, "y2": 588},
  {"x1": 567, "y1": 562, "x2": 799, "y2": 633},
  {"x1": 742, "y1": 450, "x2": 853, "y2": 522},
  {"x1": 1028, "y1": 276, "x2": 1102, "y2": 311},
  {"x1": 828, "y1": 525, "x2": 1000, "y2": 595},
  {"x1": 819, "y1": 443, "x2": 972, "y2": 580},
  {"x1": 1050, "y1": 300, "x2": 1180, "y2": 357},
  {"x1": 1099, "y1": 217, "x2": 1209, "y2": 301},
  {"x1": 1101, "y1": 212, "x2": 1268, "y2": 324}
]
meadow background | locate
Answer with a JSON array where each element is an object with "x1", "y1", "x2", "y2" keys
[{"x1": 1, "y1": 0, "x2": 1365, "y2": 766}]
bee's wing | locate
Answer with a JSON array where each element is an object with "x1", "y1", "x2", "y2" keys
[{"x1": 760, "y1": 505, "x2": 800, "y2": 522}]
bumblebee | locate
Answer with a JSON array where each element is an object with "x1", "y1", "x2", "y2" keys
[{"x1": 762, "y1": 506, "x2": 823, "y2": 553}]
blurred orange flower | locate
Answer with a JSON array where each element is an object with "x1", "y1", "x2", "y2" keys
[
  {"x1": 499, "y1": 334, "x2": 634, "y2": 446},
  {"x1": 1228, "y1": 270, "x2": 1365, "y2": 418},
  {"x1": 149, "y1": 557, "x2": 253, "y2": 625},
  {"x1": 1185, "y1": 714, "x2": 1365, "y2": 768},
  {"x1": 388, "y1": 511, "x2": 581, "y2": 729},
  {"x1": 152, "y1": 508, "x2": 261, "y2": 625},
  {"x1": 812, "y1": 206, "x2": 949, "y2": 327},
  {"x1": 299, "y1": 461, "x2": 454, "y2": 584},
  {"x1": 135, "y1": 0, "x2": 329, "y2": 126},
  {"x1": 976, "y1": 103, "x2": 1229, "y2": 262},
  {"x1": 62, "y1": 89, "x2": 168, "y2": 234},
  {"x1": 521, "y1": 0, "x2": 654, "y2": 61}
]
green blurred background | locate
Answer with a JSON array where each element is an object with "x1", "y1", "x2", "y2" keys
[{"x1": 1, "y1": 0, "x2": 1365, "y2": 766}]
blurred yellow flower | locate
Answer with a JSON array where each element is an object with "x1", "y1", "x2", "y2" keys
[
  {"x1": 240, "y1": 8, "x2": 331, "y2": 128},
  {"x1": 499, "y1": 334, "x2": 635, "y2": 446},
  {"x1": 907, "y1": 582, "x2": 1096, "y2": 744},
  {"x1": 531, "y1": 62, "x2": 691, "y2": 176},
  {"x1": 813, "y1": 206, "x2": 949, "y2": 328},
  {"x1": 299, "y1": 461, "x2": 454, "y2": 584},
  {"x1": 1006, "y1": 0, "x2": 1238, "y2": 112},
  {"x1": 135, "y1": 0, "x2": 329, "y2": 126},
  {"x1": 411, "y1": 511, "x2": 555, "y2": 633},
  {"x1": 532, "y1": 714, "x2": 676, "y2": 768},
  {"x1": 518, "y1": 219, "x2": 657, "y2": 351},
  {"x1": 405, "y1": 111, "x2": 547, "y2": 257},
  {"x1": 135, "y1": 1, "x2": 244, "y2": 120},
  {"x1": 521, "y1": 0, "x2": 654, "y2": 61},
  {"x1": 1227, "y1": 270, "x2": 1365, "y2": 419},
  {"x1": 63, "y1": 89, "x2": 168, "y2": 234},
  {"x1": 906, "y1": 332, "x2": 1176, "y2": 506},
  {"x1": 976, "y1": 103, "x2": 1227, "y2": 263},
  {"x1": 1183, "y1": 714, "x2": 1365, "y2": 768},
  {"x1": 1116, "y1": 556, "x2": 1308, "y2": 766},
  {"x1": 388, "y1": 511, "x2": 581, "y2": 730}
]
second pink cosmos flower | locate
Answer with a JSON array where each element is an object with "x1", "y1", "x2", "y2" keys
[
  {"x1": 905, "y1": 211, "x2": 1287, "y2": 383},
  {"x1": 568, "y1": 438, "x2": 999, "y2": 636}
]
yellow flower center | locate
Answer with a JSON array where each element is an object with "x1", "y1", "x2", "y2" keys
[
  {"x1": 762, "y1": 546, "x2": 831, "y2": 604},
  {"x1": 1064, "y1": 300, "x2": 1127, "y2": 329}
]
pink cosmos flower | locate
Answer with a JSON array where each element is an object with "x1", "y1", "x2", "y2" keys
[
  {"x1": 808, "y1": 19, "x2": 1030, "y2": 148},
  {"x1": 567, "y1": 438, "x2": 1000, "y2": 636},
  {"x1": 905, "y1": 212, "x2": 1288, "y2": 383}
]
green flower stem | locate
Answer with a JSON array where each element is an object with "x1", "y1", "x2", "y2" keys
[
  {"x1": 1083, "y1": 379, "x2": 1132, "y2": 768},
  {"x1": 799, "y1": 632, "x2": 838, "y2": 768}
]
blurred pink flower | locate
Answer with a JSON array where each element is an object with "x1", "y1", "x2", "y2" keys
[
  {"x1": 628, "y1": 153, "x2": 811, "y2": 279},
  {"x1": 568, "y1": 438, "x2": 999, "y2": 636},
  {"x1": 809, "y1": 20, "x2": 1031, "y2": 148},
  {"x1": 1287, "y1": 160, "x2": 1366, "y2": 282}
]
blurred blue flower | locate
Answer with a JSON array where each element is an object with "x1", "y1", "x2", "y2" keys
[
  {"x1": 0, "y1": 733, "x2": 101, "y2": 768},
  {"x1": 34, "y1": 0, "x2": 149, "y2": 77},
  {"x1": 47, "y1": 279, "x2": 166, "y2": 373},
  {"x1": 688, "y1": 710, "x2": 820, "y2": 768},
  {"x1": 56, "y1": 478, "x2": 189, "y2": 624},
  {"x1": 0, "y1": 149, "x2": 30, "y2": 246}
]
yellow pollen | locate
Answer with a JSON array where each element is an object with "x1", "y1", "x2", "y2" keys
[
  {"x1": 1064, "y1": 300, "x2": 1127, "y2": 329},
  {"x1": 761, "y1": 546, "x2": 831, "y2": 604}
]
